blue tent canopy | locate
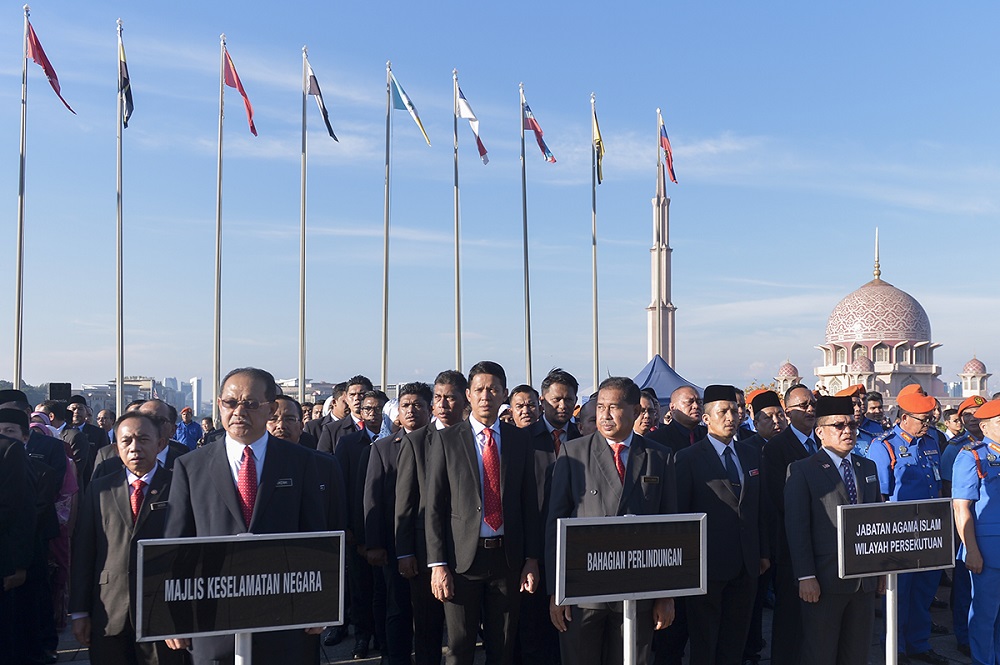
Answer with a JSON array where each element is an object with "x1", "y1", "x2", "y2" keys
[{"x1": 633, "y1": 354, "x2": 701, "y2": 402}]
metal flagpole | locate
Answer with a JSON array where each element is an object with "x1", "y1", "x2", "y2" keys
[
  {"x1": 212, "y1": 34, "x2": 226, "y2": 424},
  {"x1": 519, "y1": 84, "x2": 533, "y2": 387},
  {"x1": 452, "y1": 70, "x2": 462, "y2": 372},
  {"x1": 298, "y1": 47, "x2": 308, "y2": 404},
  {"x1": 654, "y1": 109, "x2": 663, "y2": 360},
  {"x1": 380, "y1": 61, "x2": 392, "y2": 391},
  {"x1": 14, "y1": 5, "x2": 30, "y2": 389},
  {"x1": 886, "y1": 572, "x2": 897, "y2": 665},
  {"x1": 115, "y1": 19, "x2": 125, "y2": 416},
  {"x1": 591, "y1": 93, "x2": 599, "y2": 391}
]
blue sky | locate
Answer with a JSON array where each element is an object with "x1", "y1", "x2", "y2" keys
[{"x1": 1, "y1": 1, "x2": 998, "y2": 394}]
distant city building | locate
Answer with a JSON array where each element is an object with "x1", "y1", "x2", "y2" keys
[{"x1": 190, "y1": 377, "x2": 203, "y2": 416}]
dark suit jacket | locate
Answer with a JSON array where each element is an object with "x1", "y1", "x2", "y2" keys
[
  {"x1": 761, "y1": 427, "x2": 813, "y2": 563},
  {"x1": 26, "y1": 430, "x2": 67, "y2": 540},
  {"x1": 394, "y1": 425, "x2": 437, "y2": 565},
  {"x1": 364, "y1": 430, "x2": 406, "y2": 557},
  {"x1": 675, "y1": 437, "x2": 767, "y2": 581},
  {"x1": 545, "y1": 433, "x2": 677, "y2": 598},
  {"x1": 61, "y1": 426, "x2": 92, "y2": 484},
  {"x1": 426, "y1": 419, "x2": 540, "y2": 574},
  {"x1": 91, "y1": 440, "x2": 188, "y2": 479},
  {"x1": 304, "y1": 414, "x2": 332, "y2": 439},
  {"x1": 164, "y1": 435, "x2": 325, "y2": 664},
  {"x1": 647, "y1": 419, "x2": 707, "y2": 454},
  {"x1": 334, "y1": 428, "x2": 374, "y2": 540},
  {"x1": 312, "y1": 449, "x2": 347, "y2": 531},
  {"x1": 526, "y1": 419, "x2": 580, "y2": 562},
  {"x1": 69, "y1": 466, "x2": 171, "y2": 636},
  {"x1": 81, "y1": 422, "x2": 108, "y2": 450},
  {"x1": 297, "y1": 430, "x2": 318, "y2": 451},
  {"x1": 784, "y1": 451, "x2": 880, "y2": 594},
  {"x1": 318, "y1": 415, "x2": 362, "y2": 454},
  {"x1": 0, "y1": 435, "x2": 32, "y2": 578}
]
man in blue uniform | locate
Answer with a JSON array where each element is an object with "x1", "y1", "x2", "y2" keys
[
  {"x1": 952, "y1": 398, "x2": 1000, "y2": 665},
  {"x1": 856, "y1": 391, "x2": 887, "y2": 454},
  {"x1": 867, "y1": 390, "x2": 946, "y2": 665}
]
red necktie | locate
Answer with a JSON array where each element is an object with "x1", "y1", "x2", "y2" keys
[
  {"x1": 689, "y1": 428, "x2": 696, "y2": 445},
  {"x1": 553, "y1": 428, "x2": 564, "y2": 456},
  {"x1": 237, "y1": 447, "x2": 257, "y2": 528},
  {"x1": 481, "y1": 427, "x2": 503, "y2": 531},
  {"x1": 357, "y1": 420, "x2": 364, "y2": 431},
  {"x1": 611, "y1": 443, "x2": 626, "y2": 484},
  {"x1": 130, "y1": 479, "x2": 146, "y2": 523}
]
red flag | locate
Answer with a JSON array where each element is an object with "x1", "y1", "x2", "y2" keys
[
  {"x1": 223, "y1": 48, "x2": 256, "y2": 136},
  {"x1": 25, "y1": 22, "x2": 75, "y2": 114}
]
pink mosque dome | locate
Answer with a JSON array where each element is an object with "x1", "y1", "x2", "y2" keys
[
  {"x1": 825, "y1": 278, "x2": 931, "y2": 344},
  {"x1": 963, "y1": 357, "x2": 987, "y2": 374},
  {"x1": 777, "y1": 361, "x2": 800, "y2": 379}
]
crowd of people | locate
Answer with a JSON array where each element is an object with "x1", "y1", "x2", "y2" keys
[{"x1": 0, "y1": 363, "x2": 998, "y2": 665}]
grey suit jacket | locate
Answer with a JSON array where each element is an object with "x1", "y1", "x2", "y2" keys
[
  {"x1": 784, "y1": 450, "x2": 880, "y2": 594},
  {"x1": 545, "y1": 432, "x2": 677, "y2": 598},
  {"x1": 69, "y1": 466, "x2": 171, "y2": 636},
  {"x1": 426, "y1": 420, "x2": 540, "y2": 574},
  {"x1": 394, "y1": 425, "x2": 437, "y2": 565}
]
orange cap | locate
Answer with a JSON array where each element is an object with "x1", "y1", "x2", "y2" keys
[
  {"x1": 958, "y1": 395, "x2": 987, "y2": 417},
  {"x1": 897, "y1": 392, "x2": 936, "y2": 415},
  {"x1": 835, "y1": 384, "x2": 866, "y2": 398},
  {"x1": 976, "y1": 399, "x2": 1000, "y2": 420},
  {"x1": 897, "y1": 384, "x2": 926, "y2": 397},
  {"x1": 746, "y1": 389, "x2": 767, "y2": 405}
]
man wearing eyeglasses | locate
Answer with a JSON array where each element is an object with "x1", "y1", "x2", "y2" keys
[
  {"x1": 164, "y1": 367, "x2": 325, "y2": 664},
  {"x1": 867, "y1": 391, "x2": 946, "y2": 665},
  {"x1": 784, "y1": 396, "x2": 882, "y2": 665},
  {"x1": 336, "y1": 391, "x2": 387, "y2": 659},
  {"x1": 761, "y1": 383, "x2": 818, "y2": 665},
  {"x1": 91, "y1": 399, "x2": 188, "y2": 479}
]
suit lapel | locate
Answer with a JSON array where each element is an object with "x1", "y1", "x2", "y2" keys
[
  {"x1": 699, "y1": 440, "x2": 740, "y2": 509},
  {"x1": 735, "y1": 442, "x2": 754, "y2": 502},
  {"x1": 853, "y1": 455, "x2": 877, "y2": 503},
  {"x1": 619, "y1": 437, "x2": 646, "y2": 513},
  {"x1": 110, "y1": 469, "x2": 133, "y2": 533},
  {"x1": 209, "y1": 441, "x2": 246, "y2": 527},
  {"x1": 593, "y1": 435, "x2": 623, "y2": 514},
  {"x1": 460, "y1": 422, "x2": 482, "y2": 497},
  {"x1": 816, "y1": 452, "x2": 850, "y2": 505},
  {"x1": 252, "y1": 436, "x2": 284, "y2": 528},
  {"x1": 135, "y1": 466, "x2": 169, "y2": 532}
]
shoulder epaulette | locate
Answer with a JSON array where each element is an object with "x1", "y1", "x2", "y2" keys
[{"x1": 968, "y1": 445, "x2": 987, "y2": 480}]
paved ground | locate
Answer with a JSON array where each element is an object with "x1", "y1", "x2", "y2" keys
[{"x1": 52, "y1": 581, "x2": 972, "y2": 664}]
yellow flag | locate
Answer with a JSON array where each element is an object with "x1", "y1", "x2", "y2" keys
[{"x1": 592, "y1": 108, "x2": 605, "y2": 184}]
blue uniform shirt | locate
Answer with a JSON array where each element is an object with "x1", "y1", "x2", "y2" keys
[
  {"x1": 856, "y1": 417, "x2": 886, "y2": 457},
  {"x1": 951, "y1": 437, "x2": 1000, "y2": 565},
  {"x1": 866, "y1": 424, "x2": 942, "y2": 501},
  {"x1": 941, "y1": 430, "x2": 975, "y2": 484}
]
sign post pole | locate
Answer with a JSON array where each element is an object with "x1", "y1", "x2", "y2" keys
[
  {"x1": 623, "y1": 598, "x2": 637, "y2": 665},
  {"x1": 885, "y1": 572, "x2": 897, "y2": 665},
  {"x1": 235, "y1": 632, "x2": 252, "y2": 665}
]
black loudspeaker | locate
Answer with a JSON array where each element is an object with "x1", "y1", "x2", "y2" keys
[{"x1": 49, "y1": 383, "x2": 72, "y2": 401}]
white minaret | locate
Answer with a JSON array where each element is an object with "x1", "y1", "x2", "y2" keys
[{"x1": 647, "y1": 158, "x2": 675, "y2": 365}]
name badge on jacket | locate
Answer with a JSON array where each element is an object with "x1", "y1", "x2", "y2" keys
[
  {"x1": 642, "y1": 476, "x2": 659, "y2": 484},
  {"x1": 149, "y1": 501, "x2": 168, "y2": 511},
  {"x1": 276, "y1": 478, "x2": 294, "y2": 488}
]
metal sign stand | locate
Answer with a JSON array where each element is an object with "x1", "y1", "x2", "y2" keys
[
  {"x1": 235, "y1": 632, "x2": 252, "y2": 664},
  {"x1": 885, "y1": 573, "x2": 897, "y2": 665},
  {"x1": 623, "y1": 599, "x2": 637, "y2": 665}
]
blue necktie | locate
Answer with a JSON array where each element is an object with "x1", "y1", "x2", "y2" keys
[
  {"x1": 804, "y1": 437, "x2": 816, "y2": 454},
  {"x1": 841, "y1": 458, "x2": 858, "y2": 505},
  {"x1": 724, "y1": 446, "x2": 741, "y2": 495}
]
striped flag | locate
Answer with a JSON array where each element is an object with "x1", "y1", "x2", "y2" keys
[
  {"x1": 118, "y1": 32, "x2": 134, "y2": 128},
  {"x1": 25, "y1": 21, "x2": 75, "y2": 114},
  {"x1": 223, "y1": 48, "x2": 257, "y2": 136},
  {"x1": 305, "y1": 56, "x2": 337, "y2": 141},
  {"x1": 658, "y1": 112, "x2": 678, "y2": 184},
  {"x1": 592, "y1": 106, "x2": 605, "y2": 184},
  {"x1": 522, "y1": 99, "x2": 555, "y2": 163},
  {"x1": 390, "y1": 72, "x2": 431, "y2": 146},
  {"x1": 457, "y1": 86, "x2": 488, "y2": 164}
]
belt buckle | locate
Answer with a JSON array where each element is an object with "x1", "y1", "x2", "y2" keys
[{"x1": 482, "y1": 537, "x2": 503, "y2": 549}]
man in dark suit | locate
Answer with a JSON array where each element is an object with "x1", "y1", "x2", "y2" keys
[
  {"x1": 70, "y1": 411, "x2": 186, "y2": 665},
  {"x1": 305, "y1": 382, "x2": 347, "y2": 439},
  {"x1": 67, "y1": 395, "x2": 108, "y2": 450},
  {"x1": 647, "y1": 385, "x2": 705, "y2": 454},
  {"x1": 163, "y1": 367, "x2": 325, "y2": 664},
  {"x1": 784, "y1": 396, "x2": 881, "y2": 665},
  {"x1": 318, "y1": 376, "x2": 373, "y2": 453},
  {"x1": 336, "y1": 390, "x2": 386, "y2": 659},
  {"x1": 760, "y1": 383, "x2": 817, "y2": 665},
  {"x1": 395, "y1": 370, "x2": 468, "y2": 665},
  {"x1": 547, "y1": 376, "x2": 676, "y2": 665},
  {"x1": 426, "y1": 361, "x2": 541, "y2": 665},
  {"x1": 0, "y1": 414, "x2": 36, "y2": 663},
  {"x1": 266, "y1": 395, "x2": 317, "y2": 449},
  {"x1": 91, "y1": 399, "x2": 189, "y2": 479},
  {"x1": 364, "y1": 382, "x2": 433, "y2": 665},
  {"x1": 674, "y1": 384, "x2": 768, "y2": 665},
  {"x1": 519, "y1": 368, "x2": 580, "y2": 665}
]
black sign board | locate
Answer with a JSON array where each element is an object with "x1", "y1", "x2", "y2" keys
[
  {"x1": 555, "y1": 513, "x2": 706, "y2": 605},
  {"x1": 838, "y1": 498, "x2": 954, "y2": 579},
  {"x1": 136, "y1": 531, "x2": 344, "y2": 641}
]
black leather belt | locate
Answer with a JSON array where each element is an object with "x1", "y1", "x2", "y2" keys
[{"x1": 479, "y1": 536, "x2": 504, "y2": 549}]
